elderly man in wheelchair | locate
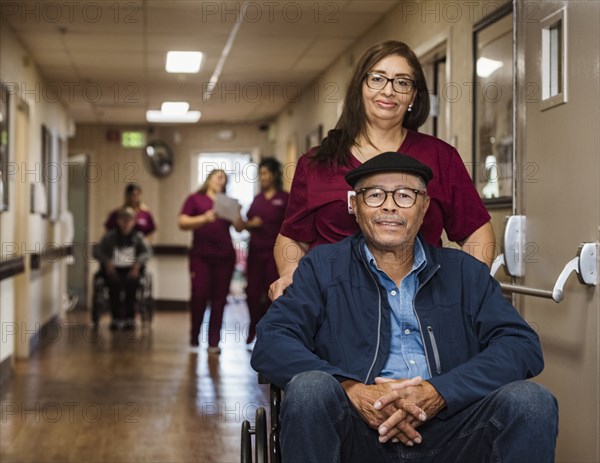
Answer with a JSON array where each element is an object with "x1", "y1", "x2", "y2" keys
[
  {"x1": 93, "y1": 207, "x2": 153, "y2": 330},
  {"x1": 250, "y1": 152, "x2": 558, "y2": 463}
]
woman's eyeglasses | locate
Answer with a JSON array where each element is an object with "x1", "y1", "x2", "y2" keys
[{"x1": 365, "y1": 73, "x2": 416, "y2": 94}]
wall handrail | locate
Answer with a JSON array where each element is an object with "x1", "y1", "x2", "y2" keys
[
  {"x1": 499, "y1": 284, "x2": 554, "y2": 300},
  {"x1": 0, "y1": 255, "x2": 26, "y2": 281}
]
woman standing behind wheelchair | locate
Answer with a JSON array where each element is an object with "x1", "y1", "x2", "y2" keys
[
  {"x1": 178, "y1": 169, "x2": 237, "y2": 353},
  {"x1": 104, "y1": 183, "x2": 157, "y2": 241},
  {"x1": 234, "y1": 158, "x2": 289, "y2": 348},
  {"x1": 269, "y1": 40, "x2": 495, "y2": 300}
]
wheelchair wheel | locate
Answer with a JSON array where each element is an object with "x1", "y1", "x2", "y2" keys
[
  {"x1": 140, "y1": 295, "x2": 151, "y2": 322},
  {"x1": 255, "y1": 407, "x2": 268, "y2": 463},
  {"x1": 241, "y1": 420, "x2": 252, "y2": 463},
  {"x1": 140, "y1": 275, "x2": 154, "y2": 323},
  {"x1": 270, "y1": 432, "x2": 281, "y2": 463},
  {"x1": 269, "y1": 383, "x2": 282, "y2": 463}
]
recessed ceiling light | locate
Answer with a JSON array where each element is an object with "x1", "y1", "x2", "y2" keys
[
  {"x1": 217, "y1": 129, "x2": 235, "y2": 141},
  {"x1": 166, "y1": 51, "x2": 203, "y2": 73},
  {"x1": 161, "y1": 102, "x2": 190, "y2": 115},
  {"x1": 146, "y1": 110, "x2": 201, "y2": 123}
]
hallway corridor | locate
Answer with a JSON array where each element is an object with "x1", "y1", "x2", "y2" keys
[{"x1": 0, "y1": 304, "x2": 268, "y2": 462}]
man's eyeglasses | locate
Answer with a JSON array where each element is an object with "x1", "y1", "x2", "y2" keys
[
  {"x1": 365, "y1": 73, "x2": 416, "y2": 94},
  {"x1": 356, "y1": 187, "x2": 426, "y2": 208}
]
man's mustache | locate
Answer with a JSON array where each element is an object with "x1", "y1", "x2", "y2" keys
[{"x1": 372, "y1": 215, "x2": 408, "y2": 226}]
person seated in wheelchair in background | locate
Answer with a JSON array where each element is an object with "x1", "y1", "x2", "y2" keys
[
  {"x1": 251, "y1": 152, "x2": 558, "y2": 463},
  {"x1": 104, "y1": 183, "x2": 157, "y2": 241},
  {"x1": 96, "y1": 207, "x2": 152, "y2": 331}
]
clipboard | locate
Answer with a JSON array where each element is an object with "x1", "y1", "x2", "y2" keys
[{"x1": 214, "y1": 193, "x2": 242, "y2": 222}]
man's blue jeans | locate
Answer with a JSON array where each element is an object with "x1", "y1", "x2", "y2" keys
[{"x1": 280, "y1": 371, "x2": 558, "y2": 463}]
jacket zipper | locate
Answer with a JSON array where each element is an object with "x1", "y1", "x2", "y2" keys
[
  {"x1": 412, "y1": 265, "x2": 440, "y2": 378},
  {"x1": 426, "y1": 326, "x2": 442, "y2": 375},
  {"x1": 359, "y1": 252, "x2": 382, "y2": 384}
]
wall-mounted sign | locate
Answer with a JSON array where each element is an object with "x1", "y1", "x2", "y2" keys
[{"x1": 121, "y1": 131, "x2": 146, "y2": 148}]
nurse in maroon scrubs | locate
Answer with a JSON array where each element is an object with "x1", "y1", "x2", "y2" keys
[
  {"x1": 236, "y1": 158, "x2": 289, "y2": 346},
  {"x1": 178, "y1": 169, "x2": 236, "y2": 353},
  {"x1": 104, "y1": 184, "x2": 157, "y2": 241},
  {"x1": 269, "y1": 40, "x2": 495, "y2": 300}
]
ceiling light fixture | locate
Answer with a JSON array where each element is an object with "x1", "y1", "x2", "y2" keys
[
  {"x1": 146, "y1": 110, "x2": 201, "y2": 123},
  {"x1": 166, "y1": 51, "x2": 203, "y2": 73},
  {"x1": 161, "y1": 102, "x2": 190, "y2": 115}
]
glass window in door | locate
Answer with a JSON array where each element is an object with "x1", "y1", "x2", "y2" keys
[{"x1": 473, "y1": 9, "x2": 513, "y2": 206}]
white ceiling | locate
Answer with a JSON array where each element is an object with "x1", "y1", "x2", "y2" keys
[{"x1": 4, "y1": 0, "x2": 402, "y2": 124}]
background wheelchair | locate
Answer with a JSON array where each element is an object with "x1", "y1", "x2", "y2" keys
[
  {"x1": 241, "y1": 375, "x2": 282, "y2": 463},
  {"x1": 91, "y1": 268, "x2": 154, "y2": 326}
]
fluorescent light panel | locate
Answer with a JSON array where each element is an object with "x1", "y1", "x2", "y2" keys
[
  {"x1": 146, "y1": 110, "x2": 201, "y2": 123},
  {"x1": 161, "y1": 102, "x2": 190, "y2": 115},
  {"x1": 166, "y1": 51, "x2": 203, "y2": 73}
]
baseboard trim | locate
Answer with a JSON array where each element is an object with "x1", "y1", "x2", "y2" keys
[
  {"x1": 154, "y1": 299, "x2": 188, "y2": 311},
  {"x1": 152, "y1": 245, "x2": 189, "y2": 256},
  {"x1": 0, "y1": 256, "x2": 25, "y2": 281},
  {"x1": 30, "y1": 244, "x2": 73, "y2": 270}
]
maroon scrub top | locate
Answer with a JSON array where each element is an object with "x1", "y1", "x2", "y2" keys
[
  {"x1": 247, "y1": 191, "x2": 289, "y2": 253},
  {"x1": 180, "y1": 192, "x2": 235, "y2": 258},
  {"x1": 280, "y1": 130, "x2": 491, "y2": 249}
]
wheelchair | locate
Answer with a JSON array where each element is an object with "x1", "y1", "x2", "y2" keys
[
  {"x1": 241, "y1": 375, "x2": 282, "y2": 463},
  {"x1": 91, "y1": 268, "x2": 154, "y2": 326}
]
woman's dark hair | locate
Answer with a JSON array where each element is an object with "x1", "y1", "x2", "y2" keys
[
  {"x1": 315, "y1": 41, "x2": 430, "y2": 166},
  {"x1": 259, "y1": 157, "x2": 283, "y2": 191},
  {"x1": 125, "y1": 183, "x2": 141, "y2": 196},
  {"x1": 198, "y1": 169, "x2": 227, "y2": 194},
  {"x1": 124, "y1": 183, "x2": 141, "y2": 207}
]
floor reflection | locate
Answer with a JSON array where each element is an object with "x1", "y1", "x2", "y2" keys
[{"x1": 1, "y1": 303, "x2": 268, "y2": 463}]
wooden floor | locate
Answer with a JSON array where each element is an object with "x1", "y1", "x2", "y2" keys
[{"x1": 0, "y1": 301, "x2": 269, "y2": 463}]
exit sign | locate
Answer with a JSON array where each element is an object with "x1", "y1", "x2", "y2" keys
[{"x1": 121, "y1": 131, "x2": 146, "y2": 148}]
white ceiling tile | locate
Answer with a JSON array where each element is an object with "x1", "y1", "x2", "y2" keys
[{"x1": 5, "y1": 0, "x2": 403, "y2": 123}]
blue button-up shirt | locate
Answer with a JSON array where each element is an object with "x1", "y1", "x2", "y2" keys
[{"x1": 364, "y1": 239, "x2": 430, "y2": 380}]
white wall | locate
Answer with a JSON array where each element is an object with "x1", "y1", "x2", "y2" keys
[
  {"x1": 0, "y1": 25, "x2": 71, "y2": 360},
  {"x1": 69, "y1": 123, "x2": 272, "y2": 302}
]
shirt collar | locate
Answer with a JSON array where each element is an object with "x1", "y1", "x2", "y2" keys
[{"x1": 362, "y1": 236, "x2": 427, "y2": 277}]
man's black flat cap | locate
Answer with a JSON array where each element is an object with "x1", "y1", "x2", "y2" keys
[{"x1": 345, "y1": 151, "x2": 434, "y2": 188}]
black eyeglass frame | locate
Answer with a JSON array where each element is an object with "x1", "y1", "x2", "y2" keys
[
  {"x1": 364, "y1": 73, "x2": 416, "y2": 94},
  {"x1": 355, "y1": 187, "x2": 427, "y2": 209}
]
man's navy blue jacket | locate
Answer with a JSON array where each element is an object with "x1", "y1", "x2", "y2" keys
[{"x1": 251, "y1": 233, "x2": 544, "y2": 418}]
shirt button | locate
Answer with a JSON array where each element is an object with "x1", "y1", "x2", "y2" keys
[
  {"x1": 404, "y1": 329, "x2": 411, "y2": 335},
  {"x1": 409, "y1": 360, "x2": 416, "y2": 365},
  {"x1": 390, "y1": 290, "x2": 397, "y2": 296}
]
